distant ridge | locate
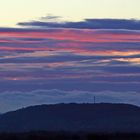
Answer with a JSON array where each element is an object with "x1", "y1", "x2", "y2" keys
[{"x1": 0, "y1": 103, "x2": 140, "y2": 133}]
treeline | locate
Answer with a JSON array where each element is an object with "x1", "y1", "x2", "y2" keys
[{"x1": 0, "y1": 132, "x2": 140, "y2": 140}]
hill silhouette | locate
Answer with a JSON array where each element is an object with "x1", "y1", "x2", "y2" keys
[{"x1": 0, "y1": 103, "x2": 140, "y2": 133}]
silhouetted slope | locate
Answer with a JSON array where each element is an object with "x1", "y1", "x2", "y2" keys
[{"x1": 0, "y1": 103, "x2": 140, "y2": 132}]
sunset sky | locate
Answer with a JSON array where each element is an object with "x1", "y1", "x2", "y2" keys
[
  {"x1": 0, "y1": 0, "x2": 140, "y2": 27},
  {"x1": 0, "y1": 0, "x2": 140, "y2": 112}
]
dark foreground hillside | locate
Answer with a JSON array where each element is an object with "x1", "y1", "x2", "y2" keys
[
  {"x1": 0, "y1": 132, "x2": 140, "y2": 140},
  {"x1": 0, "y1": 103, "x2": 140, "y2": 133}
]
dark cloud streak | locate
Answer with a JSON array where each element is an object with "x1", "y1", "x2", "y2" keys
[{"x1": 18, "y1": 19, "x2": 140, "y2": 30}]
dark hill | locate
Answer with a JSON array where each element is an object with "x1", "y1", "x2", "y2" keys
[{"x1": 0, "y1": 103, "x2": 140, "y2": 133}]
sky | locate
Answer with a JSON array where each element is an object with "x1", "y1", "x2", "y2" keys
[
  {"x1": 0, "y1": 0, "x2": 140, "y2": 27},
  {"x1": 0, "y1": 0, "x2": 140, "y2": 112}
]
